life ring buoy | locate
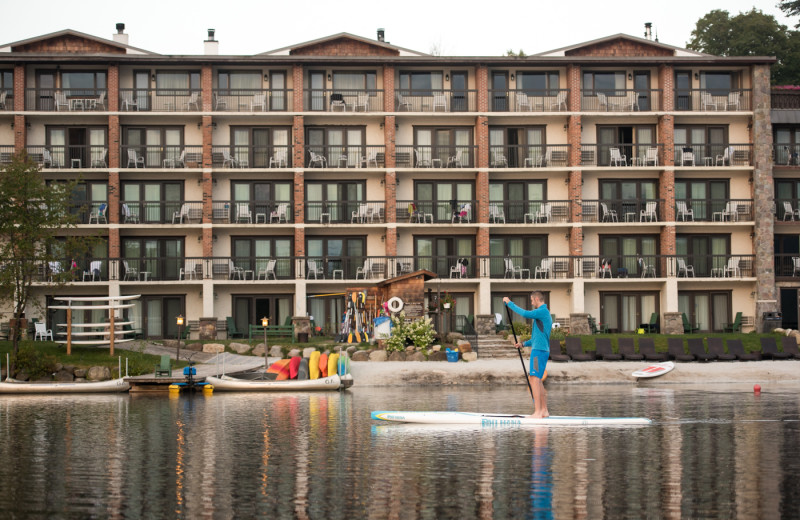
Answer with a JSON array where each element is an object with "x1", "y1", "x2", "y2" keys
[{"x1": 387, "y1": 297, "x2": 404, "y2": 313}]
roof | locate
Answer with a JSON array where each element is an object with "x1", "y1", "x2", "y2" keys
[
  {"x1": 536, "y1": 33, "x2": 709, "y2": 58},
  {"x1": 0, "y1": 28, "x2": 157, "y2": 55},
  {"x1": 260, "y1": 32, "x2": 427, "y2": 57}
]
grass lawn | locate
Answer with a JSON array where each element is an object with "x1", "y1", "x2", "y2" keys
[{"x1": 565, "y1": 332, "x2": 781, "y2": 355}]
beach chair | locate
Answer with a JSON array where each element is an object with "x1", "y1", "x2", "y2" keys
[
  {"x1": 779, "y1": 336, "x2": 800, "y2": 359},
  {"x1": 707, "y1": 338, "x2": 736, "y2": 361},
  {"x1": 226, "y1": 316, "x2": 243, "y2": 339},
  {"x1": 726, "y1": 339, "x2": 761, "y2": 361},
  {"x1": 595, "y1": 338, "x2": 622, "y2": 361},
  {"x1": 565, "y1": 337, "x2": 596, "y2": 361},
  {"x1": 548, "y1": 338, "x2": 570, "y2": 362},
  {"x1": 618, "y1": 337, "x2": 644, "y2": 361},
  {"x1": 643, "y1": 313, "x2": 659, "y2": 333},
  {"x1": 154, "y1": 355, "x2": 172, "y2": 377},
  {"x1": 682, "y1": 313, "x2": 699, "y2": 333},
  {"x1": 667, "y1": 338, "x2": 695, "y2": 362},
  {"x1": 759, "y1": 337, "x2": 791, "y2": 360},
  {"x1": 723, "y1": 312, "x2": 742, "y2": 333},
  {"x1": 687, "y1": 338, "x2": 716, "y2": 362}
]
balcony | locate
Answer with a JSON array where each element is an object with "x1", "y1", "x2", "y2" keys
[
  {"x1": 120, "y1": 145, "x2": 203, "y2": 169},
  {"x1": 118, "y1": 89, "x2": 202, "y2": 112},
  {"x1": 673, "y1": 89, "x2": 751, "y2": 111},
  {"x1": 0, "y1": 145, "x2": 15, "y2": 165},
  {"x1": 211, "y1": 200, "x2": 294, "y2": 224},
  {"x1": 580, "y1": 144, "x2": 662, "y2": 167},
  {"x1": 27, "y1": 145, "x2": 109, "y2": 169},
  {"x1": 773, "y1": 144, "x2": 800, "y2": 166},
  {"x1": 489, "y1": 144, "x2": 570, "y2": 168},
  {"x1": 675, "y1": 198, "x2": 753, "y2": 222},
  {"x1": 302, "y1": 89, "x2": 384, "y2": 112},
  {"x1": 776, "y1": 198, "x2": 800, "y2": 221},
  {"x1": 581, "y1": 199, "x2": 665, "y2": 223},
  {"x1": 395, "y1": 89, "x2": 477, "y2": 112},
  {"x1": 775, "y1": 254, "x2": 800, "y2": 279},
  {"x1": 117, "y1": 200, "x2": 202, "y2": 224},
  {"x1": 211, "y1": 89, "x2": 293, "y2": 112},
  {"x1": 397, "y1": 200, "x2": 477, "y2": 224},
  {"x1": 34, "y1": 258, "x2": 109, "y2": 282},
  {"x1": 675, "y1": 144, "x2": 752, "y2": 167},
  {"x1": 302, "y1": 145, "x2": 386, "y2": 168},
  {"x1": 69, "y1": 201, "x2": 108, "y2": 225},
  {"x1": 488, "y1": 200, "x2": 571, "y2": 224},
  {"x1": 580, "y1": 89, "x2": 662, "y2": 112},
  {"x1": 488, "y1": 89, "x2": 569, "y2": 112},
  {"x1": 24, "y1": 88, "x2": 107, "y2": 112},
  {"x1": 210, "y1": 145, "x2": 292, "y2": 169},
  {"x1": 305, "y1": 201, "x2": 384, "y2": 224},
  {"x1": 394, "y1": 145, "x2": 476, "y2": 168}
]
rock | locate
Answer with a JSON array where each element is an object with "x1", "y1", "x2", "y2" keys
[
  {"x1": 346, "y1": 346, "x2": 357, "y2": 355},
  {"x1": 269, "y1": 345, "x2": 284, "y2": 358},
  {"x1": 73, "y1": 368, "x2": 87, "y2": 378},
  {"x1": 74, "y1": 378, "x2": 86, "y2": 382},
  {"x1": 406, "y1": 346, "x2": 416, "y2": 352},
  {"x1": 406, "y1": 351, "x2": 426, "y2": 361},
  {"x1": 15, "y1": 371, "x2": 30, "y2": 381},
  {"x1": 457, "y1": 340, "x2": 472, "y2": 353},
  {"x1": 163, "y1": 339, "x2": 178, "y2": 348},
  {"x1": 55, "y1": 363, "x2": 63, "y2": 372},
  {"x1": 54, "y1": 370, "x2": 74, "y2": 382},
  {"x1": 62, "y1": 365, "x2": 76, "y2": 375},
  {"x1": 446, "y1": 332, "x2": 464, "y2": 343},
  {"x1": 287, "y1": 348, "x2": 301, "y2": 358},
  {"x1": 87, "y1": 366, "x2": 111, "y2": 381},
  {"x1": 429, "y1": 351, "x2": 448, "y2": 361},
  {"x1": 369, "y1": 350, "x2": 388, "y2": 362},
  {"x1": 775, "y1": 328, "x2": 785, "y2": 334},
  {"x1": 303, "y1": 347, "x2": 317, "y2": 358},
  {"x1": 184, "y1": 343, "x2": 203, "y2": 352},
  {"x1": 351, "y1": 350, "x2": 370, "y2": 361},
  {"x1": 388, "y1": 351, "x2": 406, "y2": 361},
  {"x1": 229, "y1": 342, "x2": 251, "y2": 354},
  {"x1": 203, "y1": 343, "x2": 225, "y2": 353},
  {"x1": 462, "y1": 352, "x2": 478, "y2": 362},
  {"x1": 252, "y1": 344, "x2": 266, "y2": 356},
  {"x1": 432, "y1": 344, "x2": 442, "y2": 352}
]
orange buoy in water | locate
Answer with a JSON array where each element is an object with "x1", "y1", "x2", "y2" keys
[{"x1": 754, "y1": 384, "x2": 761, "y2": 394}]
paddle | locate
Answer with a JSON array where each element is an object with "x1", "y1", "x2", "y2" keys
[
  {"x1": 353, "y1": 292, "x2": 361, "y2": 343},
  {"x1": 506, "y1": 304, "x2": 535, "y2": 406}
]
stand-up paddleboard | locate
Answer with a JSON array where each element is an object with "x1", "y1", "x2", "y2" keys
[
  {"x1": 328, "y1": 353, "x2": 339, "y2": 379},
  {"x1": 371, "y1": 411, "x2": 652, "y2": 426},
  {"x1": 297, "y1": 358, "x2": 310, "y2": 380},
  {"x1": 319, "y1": 353, "x2": 329, "y2": 377},
  {"x1": 309, "y1": 351, "x2": 321, "y2": 380},
  {"x1": 632, "y1": 361, "x2": 675, "y2": 379}
]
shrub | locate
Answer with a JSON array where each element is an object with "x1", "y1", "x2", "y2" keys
[
  {"x1": 385, "y1": 312, "x2": 408, "y2": 353},
  {"x1": 12, "y1": 346, "x2": 57, "y2": 380},
  {"x1": 407, "y1": 316, "x2": 436, "y2": 357}
]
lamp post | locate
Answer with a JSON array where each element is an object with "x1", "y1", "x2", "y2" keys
[
  {"x1": 261, "y1": 316, "x2": 269, "y2": 364},
  {"x1": 176, "y1": 314, "x2": 184, "y2": 362}
]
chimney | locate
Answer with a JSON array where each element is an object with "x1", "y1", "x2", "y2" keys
[
  {"x1": 113, "y1": 23, "x2": 129, "y2": 46},
  {"x1": 204, "y1": 28, "x2": 219, "y2": 55},
  {"x1": 377, "y1": 28, "x2": 385, "y2": 42},
  {"x1": 644, "y1": 22, "x2": 652, "y2": 41}
]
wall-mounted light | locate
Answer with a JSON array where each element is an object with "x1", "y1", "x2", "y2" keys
[
  {"x1": 151, "y1": 73, "x2": 156, "y2": 83},
  {"x1": 381, "y1": 235, "x2": 386, "y2": 242},
  {"x1": 566, "y1": 288, "x2": 571, "y2": 295},
  {"x1": 627, "y1": 73, "x2": 632, "y2": 81},
  {"x1": 264, "y1": 73, "x2": 269, "y2": 83},
  {"x1": 564, "y1": 232, "x2": 571, "y2": 240},
  {"x1": 197, "y1": 122, "x2": 218, "y2": 129},
  {"x1": 750, "y1": 232, "x2": 755, "y2": 239},
  {"x1": 380, "y1": 178, "x2": 385, "y2": 186},
  {"x1": 197, "y1": 235, "x2": 203, "y2": 241},
  {"x1": 327, "y1": 73, "x2": 331, "y2": 82},
  {"x1": 212, "y1": 234, "x2": 218, "y2": 242},
  {"x1": 563, "y1": 123, "x2": 569, "y2": 131},
  {"x1": 750, "y1": 291, "x2": 756, "y2": 299},
  {"x1": 445, "y1": 73, "x2": 450, "y2": 82},
  {"x1": 694, "y1": 72, "x2": 699, "y2": 80},
  {"x1": 564, "y1": 177, "x2": 570, "y2": 185},
  {"x1": 510, "y1": 73, "x2": 515, "y2": 81}
]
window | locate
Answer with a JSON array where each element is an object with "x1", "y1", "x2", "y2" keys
[
  {"x1": 414, "y1": 236, "x2": 475, "y2": 278},
  {"x1": 156, "y1": 71, "x2": 200, "y2": 95},
  {"x1": 232, "y1": 180, "x2": 293, "y2": 220},
  {"x1": 675, "y1": 179, "x2": 728, "y2": 221},
  {"x1": 517, "y1": 71, "x2": 559, "y2": 94},
  {"x1": 583, "y1": 71, "x2": 626, "y2": 95},
  {"x1": 122, "y1": 238, "x2": 183, "y2": 281},
  {"x1": 306, "y1": 181, "x2": 364, "y2": 223},
  {"x1": 332, "y1": 71, "x2": 376, "y2": 91},
  {"x1": 700, "y1": 72, "x2": 738, "y2": 95},
  {"x1": 46, "y1": 126, "x2": 107, "y2": 169},
  {"x1": 774, "y1": 127, "x2": 800, "y2": 165},
  {"x1": 307, "y1": 237, "x2": 365, "y2": 279},
  {"x1": 0, "y1": 70, "x2": 13, "y2": 100},
  {"x1": 231, "y1": 126, "x2": 290, "y2": 168},
  {"x1": 123, "y1": 126, "x2": 183, "y2": 167},
  {"x1": 775, "y1": 234, "x2": 800, "y2": 277},
  {"x1": 233, "y1": 295, "x2": 292, "y2": 337},
  {"x1": 121, "y1": 182, "x2": 183, "y2": 224},
  {"x1": 596, "y1": 125, "x2": 656, "y2": 165},
  {"x1": 601, "y1": 292, "x2": 659, "y2": 333},
  {"x1": 232, "y1": 237, "x2": 293, "y2": 279},
  {"x1": 489, "y1": 126, "x2": 545, "y2": 167},
  {"x1": 599, "y1": 180, "x2": 657, "y2": 221},
  {"x1": 399, "y1": 71, "x2": 443, "y2": 93},
  {"x1": 489, "y1": 235, "x2": 547, "y2": 278},
  {"x1": 71, "y1": 181, "x2": 108, "y2": 224},
  {"x1": 61, "y1": 71, "x2": 106, "y2": 95},
  {"x1": 489, "y1": 180, "x2": 545, "y2": 223},
  {"x1": 491, "y1": 292, "x2": 550, "y2": 329},
  {"x1": 776, "y1": 179, "x2": 800, "y2": 219},
  {"x1": 674, "y1": 125, "x2": 728, "y2": 164},
  {"x1": 308, "y1": 295, "x2": 345, "y2": 337},
  {"x1": 269, "y1": 71, "x2": 286, "y2": 110},
  {"x1": 679, "y1": 291, "x2": 731, "y2": 332},
  {"x1": 415, "y1": 180, "x2": 474, "y2": 222},
  {"x1": 129, "y1": 296, "x2": 183, "y2": 339},
  {"x1": 306, "y1": 126, "x2": 365, "y2": 167},
  {"x1": 414, "y1": 127, "x2": 472, "y2": 167},
  {"x1": 676, "y1": 234, "x2": 729, "y2": 278},
  {"x1": 600, "y1": 235, "x2": 658, "y2": 277},
  {"x1": 217, "y1": 71, "x2": 261, "y2": 92}
]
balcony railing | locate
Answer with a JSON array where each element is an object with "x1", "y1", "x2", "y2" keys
[
  {"x1": 581, "y1": 199, "x2": 665, "y2": 223},
  {"x1": 69, "y1": 201, "x2": 107, "y2": 225},
  {"x1": 210, "y1": 145, "x2": 293, "y2": 169},
  {"x1": 775, "y1": 254, "x2": 800, "y2": 278},
  {"x1": 488, "y1": 200, "x2": 571, "y2": 224},
  {"x1": 489, "y1": 144, "x2": 570, "y2": 168},
  {"x1": 24, "y1": 88, "x2": 107, "y2": 112},
  {"x1": 27, "y1": 145, "x2": 109, "y2": 169},
  {"x1": 210, "y1": 200, "x2": 295, "y2": 224},
  {"x1": 673, "y1": 89, "x2": 752, "y2": 111},
  {"x1": 487, "y1": 255, "x2": 573, "y2": 279},
  {"x1": 773, "y1": 144, "x2": 800, "y2": 166},
  {"x1": 120, "y1": 145, "x2": 203, "y2": 168},
  {"x1": 397, "y1": 200, "x2": 477, "y2": 224},
  {"x1": 303, "y1": 145, "x2": 386, "y2": 168},
  {"x1": 580, "y1": 89, "x2": 662, "y2": 112},
  {"x1": 394, "y1": 145, "x2": 477, "y2": 168},
  {"x1": 33, "y1": 258, "x2": 109, "y2": 282},
  {"x1": 674, "y1": 144, "x2": 752, "y2": 167},
  {"x1": 305, "y1": 201, "x2": 385, "y2": 224},
  {"x1": 116, "y1": 200, "x2": 202, "y2": 224},
  {"x1": 488, "y1": 89, "x2": 570, "y2": 112},
  {"x1": 302, "y1": 89, "x2": 384, "y2": 112},
  {"x1": 395, "y1": 89, "x2": 477, "y2": 112},
  {"x1": 776, "y1": 198, "x2": 800, "y2": 221},
  {"x1": 211, "y1": 89, "x2": 293, "y2": 112},
  {"x1": 675, "y1": 198, "x2": 753, "y2": 222},
  {"x1": 118, "y1": 89, "x2": 202, "y2": 112},
  {"x1": 0, "y1": 145, "x2": 15, "y2": 165},
  {"x1": 580, "y1": 144, "x2": 663, "y2": 167}
]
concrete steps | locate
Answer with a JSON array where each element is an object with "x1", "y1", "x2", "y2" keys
[{"x1": 475, "y1": 334, "x2": 519, "y2": 359}]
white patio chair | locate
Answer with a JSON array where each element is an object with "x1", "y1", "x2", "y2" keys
[
  {"x1": 516, "y1": 92, "x2": 532, "y2": 112},
  {"x1": 89, "y1": 203, "x2": 108, "y2": 224},
  {"x1": 676, "y1": 201, "x2": 694, "y2": 221},
  {"x1": 714, "y1": 201, "x2": 738, "y2": 222},
  {"x1": 361, "y1": 150, "x2": 378, "y2": 168},
  {"x1": 55, "y1": 92, "x2": 69, "y2": 111},
  {"x1": 270, "y1": 203, "x2": 289, "y2": 223},
  {"x1": 127, "y1": 149, "x2": 145, "y2": 168},
  {"x1": 307, "y1": 260, "x2": 323, "y2": 279},
  {"x1": 598, "y1": 259, "x2": 612, "y2": 278},
  {"x1": 180, "y1": 259, "x2": 199, "y2": 280},
  {"x1": 644, "y1": 147, "x2": 658, "y2": 166},
  {"x1": 164, "y1": 150, "x2": 185, "y2": 168},
  {"x1": 91, "y1": 147, "x2": 108, "y2": 168},
  {"x1": 122, "y1": 203, "x2": 139, "y2": 223},
  {"x1": 701, "y1": 91, "x2": 718, "y2": 111},
  {"x1": 250, "y1": 93, "x2": 266, "y2": 111},
  {"x1": 726, "y1": 91, "x2": 741, "y2": 111},
  {"x1": 783, "y1": 201, "x2": 799, "y2": 221},
  {"x1": 120, "y1": 91, "x2": 139, "y2": 111},
  {"x1": 489, "y1": 204, "x2": 505, "y2": 224},
  {"x1": 414, "y1": 149, "x2": 431, "y2": 168},
  {"x1": 229, "y1": 259, "x2": 244, "y2": 280},
  {"x1": 451, "y1": 203, "x2": 471, "y2": 223},
  {"x1": 534, "y1": 258, "x2": 552, "y2": 279},
  {"x1": 681, "y1": 150, "x2": 695, "y2": 166},
  {"x1": 677, "y1": 258, "x2": 695, "y2": 278},
  {"x1": 185, "y1": 91, "x2": 201, "y2": 111},
  {"x1": 640, "y1": 201, "x2": 657, "y2": 222},
  {"x1": 222, "y1": 150, "x2": 240, "y2": 168},
  {"x1": 550, "y1": 90, "x2": 568, "y2": 111},
  {"x1": 723, "y1": 257, "x2": 740, "y2": 278},
  {"x1": 122, "y1": 260, "x2": 138, "y2": 281},
  {"x1": 596, "y1": 92, "x2": 608, "y2": 111},
  {"x1": 396, "y1": 92, "x2": 412, "y2": 111},
  {"x1": 172, "y1": 204, "x2": 190, "y2": 224},
  {"x1": 447, "y1": 150, "x2": 463, "y2": 168},
  {"x1": 610, "y1": 147, "x2": 627, "y2": 166},
  {"x1": 638, "y1": 257, "x2": 656, "y2": 278},
  {"x1": 449, "y1": 260, "x2": 463, "y2": 278},
  {"x1": 270, "y1": 149, "x2": 288, "y2": 168},
  {"x1": 534, "y1": 203, "x2": 552, "y2": 223},
  {"x1": 0, "y1": 90, "x2": 7, "y2": 110},
  {"x1": 601, "y1": 202, "x2": 618, "y2": 222},
  {"x1": 235, "y1": 202, "x2": 252, "y2": 223},
  {"x1": 258, "y1": 259, "x2": 277, "y2": 280},
  {"x1": 491, "y1": 151, "x2": 508, "y2": 168},
  {"x1": 354, "y1": 92, "x2": 369, "y2": 112},
  {"x1": 308, "y1": 151, "x2": 327, "y2": 168},
  {"x1": 351, "y1": 203, "x2": 369, "y2": 223},
  {"x1": 82, "y1": 260, "x2": 102, "y2": 281},
  {"x1": 432, "y1": 92, "x2": 447, "y2": 112},
  {"x1": 34, "y1": 322, "x2": 53, "y2": 341},
  {"x1": 793, "y1": 257, "x2": 800, "y2": 277},
  {"x1": 43, "y1": 149, "x2": 62, "y2": 168},
  {"x1": 503, "y1": 257, "x2": 520, "y2": 278},
  {"x1": 715, "y1": 146, "x2": 732, "y2": 166},
  {"x1": 356, "y1": 259, "x2": 371, "y2": 279}
]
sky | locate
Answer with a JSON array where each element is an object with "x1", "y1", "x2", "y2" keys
[{"x1": 0, "y1": 0, "x2": 795, "y2": 56}]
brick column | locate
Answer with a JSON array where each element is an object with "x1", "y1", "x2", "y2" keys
[
  {"x1": 201, "y1": 65, "x2": 213, "y2": 111},
  {"x1": 383, "y1": 65, "x2": 395, "y2": 112},
  {"x1": 476, "y1": 115, "x2": 489, "y2": 168},
  {"x1": 476, "y1": 227, "x2": 489, "y2": 256},
  {"x1": 567, "y1": 64, "x2": 581, "y2": 112},
  {"x1": 293, "y1": 64, "x2": 304, "y2": 112},
  {"x1": 202, "y1": 171, "x2": 213, "y2": 224},
  {"x1": 13, "y1": 64, "x2": 24, "y2": 112},
  {"x1": 108, "y1": 115, "x2": 120, "y2": 168},
  {"x1": 477, "y1": 170, "x2": 489, "y2": 223},
  {"x1": 660, "y1": 168, "x2": 675, "y2": 223},
  {"x1": 107, "y1": 64, "x2": 119, "y2": 112},
  {"x1": 13, "y1": 115, "x2": 25, "y2": 153},
  {"x1": 384, "y1": 115, "x2": 396, "y2": 168},
  {"x1": 658, "y1": 115, "x2": 674, "y2": 168},
  {"x1": 293, "y1": 170, "x2": 304, "y2": 225},
  {"x1": 476, "y1": 66, "x2": 488, "y2": 113},
  {"x1": 203, "y1": 228, "x2": 214, "y2": 256},
  {"x1": 567, "y1": 115, "x2": 581, "y2": 167},
  {"x1": 201, "y1": 115, "x2": 213, "y2": 168},
  {"x1": 384, "y1": 170, "x2": 396, "y2": 224},
  {"x1": 293, "y1": 115, "x2": 304, "y2": 170},
  {"x1": 108, "y1": 171, "x2": 120, "y2": 224},
  {"x1": 385, "y1": 228, "x2": 397, "y2": 256},
  {"x1": 294, "y1": 227, "x2": 305, "y2": 259},
  {"x1": 109, "y1": 228, "x2": 120, "y2": 260},
  {"x1": 384, "y1": 114, "x2": 396, "y2": 223},
  {"x1": 567, "y1": 115, "x2": 583, "y2": 226},
  {"x1": 659, "y1": 64, "x2": 674, "y2": 112}
]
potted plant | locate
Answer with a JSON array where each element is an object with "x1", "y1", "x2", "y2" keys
[{"x1": 440, "y1": 292, "x2": 456, "y2": 310}]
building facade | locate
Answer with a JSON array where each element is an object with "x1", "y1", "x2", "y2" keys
[{"x1": 0, "y1": 27, "x2": 779, "y2": 339}]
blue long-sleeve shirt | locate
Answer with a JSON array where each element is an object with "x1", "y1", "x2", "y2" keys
[{"x1": 506, "y1": 301, "x2": 552, "y2": 352}]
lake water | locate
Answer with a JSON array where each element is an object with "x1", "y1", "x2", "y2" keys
[{"x1": 0, "y1": 384, "x2": 798, "y2": 519}]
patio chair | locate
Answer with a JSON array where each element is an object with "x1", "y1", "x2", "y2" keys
[
  {"x1": 779, "y1": 336, "x2": 800, "y2": 359},
  {"x1": 228, "y1": 259, "x2": 244, "y2": 280},
  {"x1": 355, "y1": 259, "x2": 371, "y2": 279},
  {"x1": 516, "y1": 92, "x2": 532, "y2": 112},
  {"x1": 534, "y1": 258, "x2": 551, "y2": 279},
  {"x1": 91, "y1": 147, "x2": 108, "y2": 168},
  {"x1": 707, "y1": 338, "x2": 737, "y2": 361},
  {"x1": 432, "y1": 92, "x2": 447, "y2": 112},
  {"x1": 677, "y1": 259, "x2": 695, "y2": 278},
  {"x1": 55, "y1": 91, "x2": 70, "y2": 111},
  {"x1": 225, "y1": 316, "x2": 243, "y2": 339},
  {"x1": 451, "y1": 203, "x2": 471, "y2": 223},
  {"x1": 688, "y1": 338, "x2": 716, "y2": 362},
  {"x1": 122, "y1": 203, "x2": 139, "y2": 223},
  {"x1": 120, "y1": 91, "x2": 138, "y2": 111},
  {"x1": 503, "y1": 257, "x2": 521, "y2": 279},
  {"x1": 222, "y1": 150, "x2": 240, "y2": 168},
  {"x1": 667, "y1": 338, "x2": 695, "y2": 362},
  {"x1": 250, "y1": 93, "x2": 266, "y2": 111},
  {"x1": 154, "y1": 355, "x2": 171, "y2": 377},
  {"x1": 34, "y1": 322, "x2": 54, "y2": 341},
  {"x1": 395, "y1": 92, "x2": 412, "y2": 111},
  {"x1": 716, "y1": 146, "x2": 732, "y2": 166},
  {"x1": 185, "y1": 91, "x2": 201, "y2": 111},
  {"x1": 308, "y1": 151, "x2": 327, "y2": 168},
  {"x1": 565, "y1": 337, "x2": 596, "y2": 361},
  {"x1": 270, "y1": 203, "x2": 289, "y2": 223},
  {"x1": 610, "y1": 147, "x2": 627, "y2": 166},
  {"x1": 179, "y1": 259, "x2": 199, "y2": 280},
  {"x1": 638, "y1": 338, "x2": 669, "y2": 361},
  {"x1": 43, "y1": 149, "x2": 62, "y2": 169},
  {"x1": 793, "y1": 257, "x2": 800, "y2": 277},
  {"x1": 723, "y1": 312, "x2": 742, "y2": 333},
  {"x1": 447, "y1": 150, "x2": 463, "y2": 168},
  {"x1": 595, "y1": 338, "x2": 622, "y2": 361},
  {"x1": 163, "y1": 150, "x2": 185, "y2": 168},
  {"x1": 713, "y1": 201, "x2": 738, "y2": 222},
  {"x1": 681, "y1": 150, "x2": 695, "y2": 166},
  {"x1": 549, "y1": 338, "x2": 570, "y2": 362},
  {"x1": 638, "y1": 257, "x2": 655, "y2": 278},
  {"x1": 270, "y1": 149, "x2": 287, "y2": 168},
  {"x1": 723, "y1": 257, "x2": 740, "y2": 278},
  {"x1": 596, "y1": 92, "x2": 608, "y2": 111},
  {"x1": 759, "y1": 337, "x2": 792, "y2": 360},
  {"x1": 82, "y1": 260, "x2": 102, "y2": 281},
  {"x1": 307, "y1": 260, "x2": 324, "y2": 279},
  {"x1": 122, "y1": 260, "x2": 138, "y2": 281},
  {"x1": 534, "y1": 203, "x2": 552, "y2": 223},
  {"x1": 600, "y1": 202, "x2": 618, "y2": 222},
  {"x1": 89, "y1": 203, "x2": 108, "y2": 224},
  {"x1": 640, "y1": 312, "x2": 659, "y2": 333},
  {"x1": 354, "y1": 92, "x2": 369, "y2": 112},
  {"x1": 639, "y1": 201, "x2": 657, "y2": 222},
  {"x1": 172, "y1": 204, "x2": 190, "y2": 224},
  {"x1": 361, "y1": 150, "x2": 379, "y2": 168},
  {"x1": 0, "y1": 90, "x2": 7, "y2": 110},
  {"x1": 727, "y1": 339, "x2": 760, "y2": 361},
  {"x1": 701, "y1": 91, "x2": 719, "y2": 111},
  {"x1": 490, "y1": 151, "x2": 508, "y2": 168},
  {"x1": 726, "y1": 91, "x2": 741, "y2": 111},
  {"x1": 351, "y1": 204, "x2": 369, "y2": 223},
  {"x1": 329, "y1": 93, "x2": 346, "y2": 111},
  {"x1": 449, "y1": 259, "x2": 462, "y2": 278},
  {"x1": 783, "y1": 201, "x2": 799, "y2": 221},
  {"x1": 235, "y1": 203, "x2": 252, "y2": 223},
  {"x1": 599, "y1": 258, "x2": 612, "y2": 278},
  {"x1": 489, "y1": 204, "x2": 505, "y2": 224},
  {"x1": 257, "y1": 259, "x2": 277, "y2": 280},
  {"x1": 127, "y1": 149, "x2": 145, "y2": 168},
  {"x1": 618, "y1": 337, "x2": 644, "y2": 361},
  {"x1": 676, "y1": 201, "x2": 694, "y2": 221},
  {"x1": 550, "y1": 90, "x2": 568, "y2": 111},
  {"x1": 88, "y1": 91, "x2": 106, "y2": 111}
]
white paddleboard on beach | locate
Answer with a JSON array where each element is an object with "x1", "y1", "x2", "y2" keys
[
  {"x1": 632, "y1": 361, "x2": 675, "y2": 379},
  {"x1": 371, "y1": 411, "x2": 652, "y2": 426}
]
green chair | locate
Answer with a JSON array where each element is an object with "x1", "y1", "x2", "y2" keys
[
  {"x1": 154, "y1": 355, "x2": 171, "y2": 377},
  {"x1": 682, "y1": 313, "x2": 699, "y2": 333},
  {"x1": 643, "y1": 313, "x2": 659, "y2": 333},
  {"x1": 723, "y1": 312, "x2": 742, "y2": 333},
  {"x1": 226, "y1": 316, "x2": 243, "y2": 338}
]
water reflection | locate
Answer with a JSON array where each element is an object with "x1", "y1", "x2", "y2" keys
[{"x1": 0, "y1": 386, "x2": 798, "y2": 518}]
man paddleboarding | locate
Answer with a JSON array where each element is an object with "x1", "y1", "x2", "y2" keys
[{"x1": 504, "y1": 292, "x2": 552, "y2": 418}]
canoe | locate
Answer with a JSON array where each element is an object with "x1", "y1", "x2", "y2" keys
[
  {"x1": 0, "y1": 377, "x2": 130, "y2": 394},
  {"x1": 206, "y1": 373, "x2": 353, "y2": 392},
  {"x1": 371, "y1": 411, "x2": 652, "y2": 426}
]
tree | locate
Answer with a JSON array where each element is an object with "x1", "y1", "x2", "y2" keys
[
  {"x1": 506, "y1": 49, "x2": 527, "y2": 57},
  {"x1": 779, "y1": 0, "x2": 800, "y2": 27},
  {"x1": 0, "y1": 153, "x2": 93, "y2": 370},
  {"x1": 687, "y1": 8, "x2": 800, "y2": 85}
]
